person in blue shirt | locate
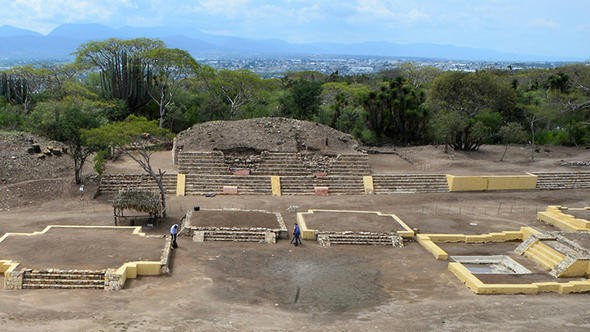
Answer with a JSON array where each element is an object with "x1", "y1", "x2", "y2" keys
[
  {"x1": 292, "y1": 223, "x2": 301, "y2": 246},
  {"x1": 170, "y1": 224, "x2": 179, "y2": 248}
]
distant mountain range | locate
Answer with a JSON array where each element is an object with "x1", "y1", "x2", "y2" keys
[{"x1": 0, "y1": 23, "x2": 583, "y2": 62}]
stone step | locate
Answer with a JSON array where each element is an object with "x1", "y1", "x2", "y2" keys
[
  {"x1": 203, "y1": 231, "x2": 269, "y2": 235},
  {"x1": 373, "y1": 174, "x2": 448, "y2": 193},
  {"x1": 204, "y1": 237, "x2": 266, "y2": 242},
  {"x1": 25, "y1": 273, "x2": 105, "y2": 279},
  {"x1": 524, "y1": 242, "x2": 563, "y2": 270},
  {"x1": 23, "y1": 278, "x2": 105, "y2": 285},
  {"x1": 326, "y1": 240, "x2": 394, "y2": 245},
  {"x1": 99, "y1": 174, "x2": 177, "y2": 193},
  {"x1": 318, "y1": 233, "x2": 399, "y2": 246},
  {"x1": 203, "y1": 232, "x2": 267, "y2": 242},
  {"x1": 22, "y1": 284, "x2": 105, "y2": 289},
  {"x1": 533, "y1": 172, "x2": 590, "y2": 189}
]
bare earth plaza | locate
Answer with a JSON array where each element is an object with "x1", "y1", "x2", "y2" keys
[{"x1": 1, "y1": 119, "x2": 590, "y2": 331}]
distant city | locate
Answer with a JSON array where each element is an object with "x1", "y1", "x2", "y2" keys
[
  {"x1": 1, "y1": 55, "x2": 581, "y2": 78},
  {"x1": 197, "y1": 56, "x2": 580, "y2": 78}
]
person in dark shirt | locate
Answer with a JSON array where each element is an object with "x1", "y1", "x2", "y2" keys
[
  {"x1": 170, "y1": 224, "x2": 179, "y2": 248},
  {"x1": 292, "y1": 223, "x2": 301, "y2": 246}
]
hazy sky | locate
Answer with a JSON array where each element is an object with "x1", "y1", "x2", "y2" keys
[{"x1": 1, "y1": 0, "x2": 588, "y2": 58}]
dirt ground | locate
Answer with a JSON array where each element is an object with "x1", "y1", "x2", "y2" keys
[
  {"x1": 0, "y1": 227, "x2": 164, "y2": 270},
  {"x1": 1, "y1": 137, "x2": 590, "y2": 330},
  {"x1": 302, "y1": 210, "x2": 405, "y2": 233},
  {"x1": 190, "y1": 210, "x2": 280, "y2": 229},
  {"x1": 1, "y1": 189, "x2": 590, "y2": 331}
]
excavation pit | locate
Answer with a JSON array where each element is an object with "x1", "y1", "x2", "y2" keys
[{"x1": 451, "y1": 255, "x2": 532, "y2": 274}]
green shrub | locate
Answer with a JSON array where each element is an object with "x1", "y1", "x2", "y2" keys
[
  {"x1": 359, "y1": 128, "x2": 378, "y2": 145},
  {"x1": 93, "y1": 150, "x2": 108, "y2": 177}
]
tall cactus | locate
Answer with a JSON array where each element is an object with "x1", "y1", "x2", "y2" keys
[{"x1": 75, "y1": 38, "x2": 164, "y2": 116}]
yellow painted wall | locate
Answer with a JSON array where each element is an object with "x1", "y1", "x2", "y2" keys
[
  {"x1": 559, "y1": 260, "x2": 589, "y2": 278},
  {"x1": 449, "y1": 262, "x2": 590, "y2": 295},
  {"x1": 416, "y1": 235, "x2": 449, "y2": 260},
  {"x1": 296, "y1": 212, "x2": 317, "y2": 240},
  {"x1": 114, "y1": 261, "x2": 162, "y2": 286},
  {"x1": 521, "y1": 227, "x2": 542, "y2": 240},
  {"x1": 176, "y1": 173, "x2": 186, "y2": 196},
  {"x1": 0, "y1": 260, "x2": 11, "y2": 273},
  {"x1": 446, "y1": 174, "x2": 537, "y2": 191},
  {"x1": 1, "y1": 260, "x2": 20, "y2": 289},
  {"x1": 271, "y1": 176, "x2": 282, "y2": 196},
  {"x1": 363, "y1": 176, "x2": 374, "y2": 194},
  {"x1": 537, "y1": 206, "x2": 590, "y2": 231}
]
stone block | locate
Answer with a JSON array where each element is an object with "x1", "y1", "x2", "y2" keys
[
  {"x1": 193, "y1": 231, "x2": 205, "y2": 242},
  {"x1": 232, "y1": 169, "x2": 250, "y2": 175},
  {"x1": 264, "y1": 231, "x2": 277, "y2": 244},
  {"x1": 223, "y1": 186, "x2": 238, "y2": 194},
  {"x1": 314, "y1": 186, "x2": 329, "y2": 196}
]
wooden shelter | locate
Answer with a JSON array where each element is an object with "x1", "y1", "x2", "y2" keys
[{"x1": 113, "y1": 189, "x2": 164, "y2": 226}]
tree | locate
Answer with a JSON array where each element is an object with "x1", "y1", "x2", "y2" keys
[
  {"x1": 28, "y1": 98, "x2": 108, "y2": 183},
  {"x1": 398, "y1": 63, "x2": 442, "y2": 89},
  {"x1": 518, "y1": 90, "x2": 551, "y2": 161},
  {"x1": 280, "y1": 79, "x2": 323, "y2": 119},
  {"x1": 362, "y1": 91, "x2": 384, "y2": 138},
  {"x1": 320, "y1": 81, "x2": 370, "y2": 132},
  {"x1": 428, "y1": 71, "x2": 516, "y2": 150},
  {"x1": 0, "y1": 65, "x2": 53, "y2": 113},
  {"x1": 202, "y1": 69, "x2": 264, "y2": 120},
  {"x1": 75, "y1": 38, "x2": 165, "y2": 115},
  {"x1": 430, "y1": 109, "x2": 466, "y2": 153},
  {"x1": 380, "y1": 77, "x2": 428, "y2": 144},
  {"x1": 144, "y1": 47, "x2": 198, "y2": 127},
  {"x1": 82, "y1": 115, "x2": 173, "y2": 217},
  {"x1": 498, "y1": 122, "x2": 528, "y2": 161}
]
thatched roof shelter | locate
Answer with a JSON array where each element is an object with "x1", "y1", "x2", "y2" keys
[{"x1": 113, "y1": 190, "x2": 163, "y2": 224}]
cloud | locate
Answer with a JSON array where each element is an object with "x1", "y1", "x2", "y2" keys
[
  {"x1": 346, "y1": 0, "x2": 430, "y2": 26},
  {"x1": 529, "y1": 18, "x2": 560, "y2": 29},
  {"x1": 0, "y1": 0, "x2": 151, "y2": 33},
  {"x1": 190, "y1": 0, "x2": 250, "y2": 18},
  {"x1": 0, "y1": 0, "x2": 588, "y2": 58}
]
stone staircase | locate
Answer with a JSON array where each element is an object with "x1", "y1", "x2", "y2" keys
[
  {"x1": 254, "y1": 153, "x2": 309, "y2": 175},
  {"x1": 514, "y1": 232, "x2": 590, "y2": 277},
  {"x1": 196, "y1": 229, "x2": 271, "y2": 242},
  {"x1": 532, "y1": 171, "x2": 590, "y2": 190},
  {"x1": 22, "y1": 269, "x2": 106, "y2": 289},
  {"x1": 522, "y1": 240, "x2": 565, "y2": 271},
  {"x1": 99, "y1": 174, "x2": 177, "y2": 194},
  {"x1": 372, "y1": 174, "x2": 449, "y2": 193},
  {"x1": 250, "y1": 152, "x2": 372, "y2": 176},
  {"x1": 280, "y1": 176, "x2": 365, "y2": 195},
  {"x1": 185, "y1": 175, "x2": 272, "y2": 195},
  {"x1": 177, "y1": 151, "x2": 230, "y2": 174},
  {"x1": 329, "y1": 154, "x2": 372, "y2": 175},
  {"x1": 317, "y1": 232, "x2": 403, "y2": 247}
]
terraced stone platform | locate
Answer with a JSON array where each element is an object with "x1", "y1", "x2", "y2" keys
[
  {"x1": 0, "y1": 226, "x2": 169, "y2": 290},
  {"x1": 297, "y1": 210, "x2": 414, "y2": 247},
  {"x1": 21, "y1": 269, "x2": 106, "y2": 290},
  {"x1": 176, "y1": 151, "x2": 371, "y2": 176},
  {"x1": 532, "y1": 171, "x2": 590, "y2": 190},
  {"x1": 99, "y1": 174, "x2": 177, "y2": 194},
  {"x1": 184, "y1": 209, "x2": 288, "y2": 243}
]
